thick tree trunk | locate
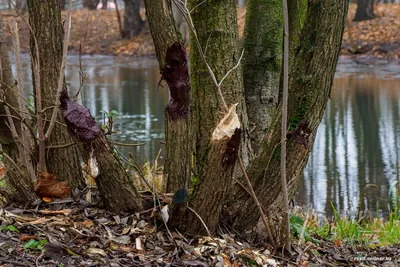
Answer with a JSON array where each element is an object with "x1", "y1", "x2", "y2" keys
[
  {"x1": 122, "y1": 0, "x2": 143, "y2": 39},
  {"x1": 242, "y1": 0, "x2": 283, "y2": 153},
  {"x1": 230, "y1": 0, "x2": 349, "y2": 235},
  {"x1": 354, "y1": 0, "x2": 375, "y2": 21},
  {"x1": 189, "y1": 0, "x2": 251, "y2": 171},
  {"x1": 83, "y1": 137, "x2": 143, "y2": 212},
  {"x1": 27, "y1": 0, "x2": 85, "y2": 189},
  {"x1": 102, "y1": 0, "x2": 108, "y2": 9},
  {"x1": 59, "y1": 91, "x2": 143, "y2": 213},
  {"x1": 144, "y1": 0, "x2": 191, "y2": 194},
  {"x1": 59, "y1": 0, "x2": 66, "y2": 10},
  {"x1": 186, "y1": 0, "x2": 250, "y2": 235},
  {"x1": 0, "y1": 16, "x2": 37, "y2": 203},
  {"x1": 83, "y1": 0, "x2": 99, "y2": 10}
]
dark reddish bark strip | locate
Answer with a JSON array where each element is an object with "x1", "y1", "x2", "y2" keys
[{"x1": 162, "y1": 42, "x2": 190, "y2": 121}]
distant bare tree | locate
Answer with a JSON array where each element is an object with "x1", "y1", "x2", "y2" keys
[
  {"x1": 83, "y1": 0, "x2": 99, "y2": 10},
  {"x1": 122, "y1": 0, "x2": 143, "y2": 39},
  {"x1": 102, "y1": 0, "x2": 108, "y2": 9},
  {"x1": 354, "y1": 0, "x2": 375, "y2": 21},
  {"x1": 59, "y1": 0, "x2": 66, "y2": 9}
]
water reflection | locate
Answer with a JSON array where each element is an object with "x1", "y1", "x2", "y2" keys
[
  {"x1": 14, "y1": 54, "x2": 168, "y2": 165},
  {"x1": 66, "y1": 56, "x2": 169, "y2": 165},
  {"x1": 297, "y1": 74, "x2": 400, "y2": 218}
]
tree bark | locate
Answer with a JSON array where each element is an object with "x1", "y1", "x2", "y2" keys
[
  {"x1": 0, "y1": 16, "x2": 37, "y2": 203},
  {"x1": 83, "y1": 0, "x2": 99, "y2": 10},
  {"x1": 27, "y1": 0, "x2": 85, "y2": 189},
  {"x1": 185, "y1": 0, "x2": 250, "y2": 235},
  {"x1": 242, "y1": 0, "x2": 283, "y2": 154},
  {"x1": 122, "y1": 0, "x2": 143, "y2": 39},
  {"x1": 354, "y1": 0, "x2": 375, "y2": 21},
  {"x1": 189, "y1": 0, "x2": 251, "y2": 171},
  {"x1": 144, "y1": 0, "x2": 191, "y2": 194},
  {"x1": 59, "y1": 0, "x2": 66, "y2": 10},
  {"x1": 230, "y1": 0, "x2": 349, "y2": 235},
  {"x1": 102, "y1": 0, "x2": 108, "y2": 9},
  {"x1": 59, "y1": 91, "x2": 143, "y2": 213}
]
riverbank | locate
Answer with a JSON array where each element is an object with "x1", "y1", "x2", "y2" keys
[{"x1": 1, "y1": 3, "x2": 399, "y2": 60}]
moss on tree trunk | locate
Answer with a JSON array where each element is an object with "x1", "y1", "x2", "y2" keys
[
  {"x1": 242, "y1": 0, "x2": 283, "y2": 153},
  {"x1": 230, "y1": 0, "x2": 349, "y2": 235}
]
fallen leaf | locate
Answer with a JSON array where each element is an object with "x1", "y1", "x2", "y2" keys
[{"x1": 35, "y1": 172, "x2": 72, "y2": 199}]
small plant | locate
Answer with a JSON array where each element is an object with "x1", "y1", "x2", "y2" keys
[
  {"x1": 24, "y1": 238, "x2": 48, "y2": 252},
  {"x1": 0, "y1": 225, "x2": 19, "y2": 233},
  {"x1": 100, "y1": 110, "x2": 119, "y2": 136}
]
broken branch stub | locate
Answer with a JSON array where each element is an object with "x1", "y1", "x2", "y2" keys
[{"x1": 162, "y1": 42, "x2": 190, "y2": 121}]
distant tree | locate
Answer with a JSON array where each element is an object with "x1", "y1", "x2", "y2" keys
[
  {"x1": 354, "y1": 0, "x2": 375, "y2": 21},
  {"x1": 83, "y1": 0, "x2": 99, "y2": 10},
  {"x1": 59, "y1": 0, "x2": 66, "y2": 10},
  {"x1": 122, "y1": 0, "x2": 143, "y2": 39},
  {"x1": 102, "y1": 0, "x2": 108, "y2": 9}
]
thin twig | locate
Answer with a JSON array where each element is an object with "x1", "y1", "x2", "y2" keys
[
  {"x1": 74, "y1": 9, "x2": 90, "y2": 101},
  {"x1": 46, "y1": 142, "x2": 76, "y2": 149},
  {"x1": 281, "y1": 0, "x2": 291, "y2": 252},
  {"x1": 187, "y1": 206, "x2": 211, "y2": 236},
  {"x1": 44, "y1": 0, "x2": 72, "y2": 140},
  {"x1": 112, "y1": 141, "x2": 146, "y2": 147},
  {"x1": 238, "y1": 158, "x2": 276, "y2": 246}
]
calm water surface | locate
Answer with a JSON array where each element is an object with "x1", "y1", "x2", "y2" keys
[{"x1": 14, "y1": 55, "x2": 400, "y2": 217}]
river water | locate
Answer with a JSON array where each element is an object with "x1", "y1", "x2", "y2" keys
[{"x1": 14, "y1": 54, "x2": 400, "y2": 217}]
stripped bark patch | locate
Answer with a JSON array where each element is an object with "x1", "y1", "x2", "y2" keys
[
  {"x1": 59, "y1": 90, "x2": 102, "y2": 143},
  {"x1": 222, "y1": 128, "x2": 241, "y2": 168},
  {"x1": 162, "y1": 42, "x2": 190, "y2": 120},
  {"x1": 287, "y1": 120, "x2": 312, "y2": 149}
]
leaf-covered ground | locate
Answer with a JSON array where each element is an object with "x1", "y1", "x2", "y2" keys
[
  {"x1": 1, "y1": 3, "x2": 399, "y2": 60},
  {"x1": 1, "y1": 191, "x2": 400, "y2": 267}
]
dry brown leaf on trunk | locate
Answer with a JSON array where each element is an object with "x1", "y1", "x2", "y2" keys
[{"x1": 35, "y1": 172, "x2": 72, "y2": 199}]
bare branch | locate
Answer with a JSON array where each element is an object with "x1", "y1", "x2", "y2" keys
[
  {"x1": 281, "y1": 0, "x2": 291, "y2": 252},
  {"x1": 44, "y1": 0, "x2": 72, "y2": 140}
]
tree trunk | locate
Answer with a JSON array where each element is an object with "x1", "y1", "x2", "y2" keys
[
  {"x1": 242, "y1": 0, "x2": 283, "y2": 154},
  {"x1": 229, "y1": 0, "x2": 349, "y2": 236},
  {"x1": 83, "y1": 137, "x2": 143, "y2": 212},
  {"x1": 144, "y1": 0, "x2": 191, "y2": 194},
  {"x1": 59, "y1": 91, "x2": 143, "y2": 213},
  {"x1": 102, "y1": 0, "x2": 108, "y2": 9},
  {"x1": 59, "y1": 0, "x2": 66, "y2": 10},
  {"x1": 83, "y1": 0, "x2": 99, "y2": 10},
  {"x1": 0, "y1": 16, "x2": 38, "y2": 203},
  {"x1": 354, "y1": 0, "x2": 375, "y2": 21},
  {"x1": 122, "y1": 0, "x2": 143, "y2": 39},
  {"x1": 186, "y1": 0, "x2": 250, "y2": 235},
  {"x1": 27, "y1": 0, "x2": 85, "y2": 189}
]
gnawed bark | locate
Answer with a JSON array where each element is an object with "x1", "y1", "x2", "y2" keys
[
  {"x1": 243, "y1": 0, "x2": 283, "y2": 153},
  {"x1": 230, "y1": 0, "x2": 349, "y2": 235},
  {"x1": 144, "y1": 0, "x2": 191, "y2": 194},
  {"x1": 60, "y1": 91, "x2": 142, "y2": 213},
  {"x1": 187, "y1": 105, "x2": 241, "y2": 235},
  {"x1": 27, "y1": 0, "x2": 85, "y2": 189},
  {"x1": 189, "y1": 0, "x2": 250, "y2": 174},
  {"x1": 0, "y1": 16, "x2": 37, "y2": 202}
]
